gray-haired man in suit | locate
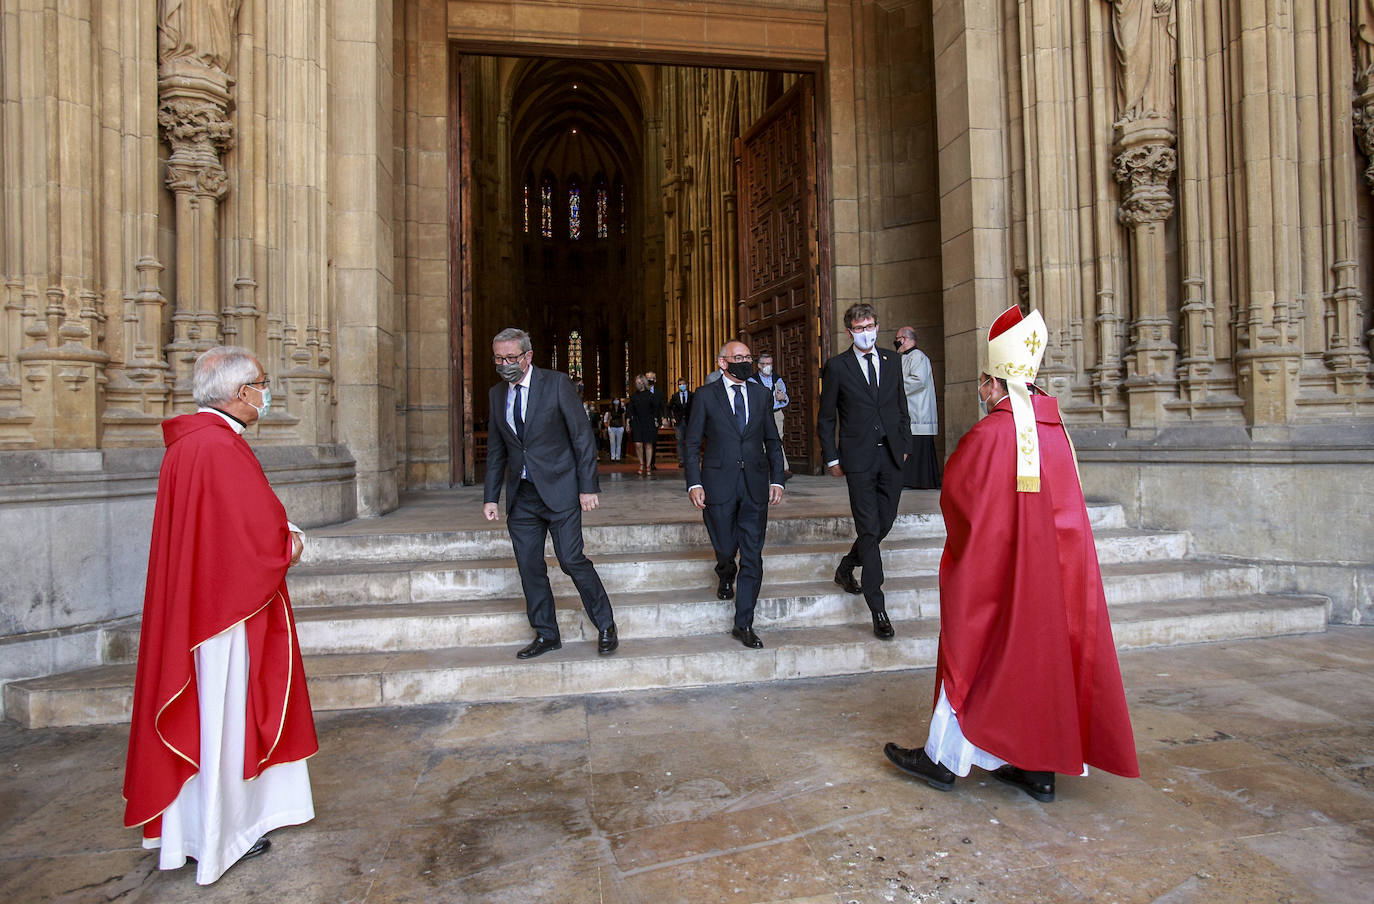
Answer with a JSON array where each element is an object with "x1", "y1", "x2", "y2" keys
[{"x1": 483, "y1": 328, "x2": 619, "y2": 659}]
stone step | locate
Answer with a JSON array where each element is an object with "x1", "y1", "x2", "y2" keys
[
  {"x1": 13, "y1": 593, "x2": 1326, "y2": 729},
  {"x1": 100, "y1": 555, "x2": 1245, "y2": 663},
  {"x1": 284, "y1": 527, "x2": 1190, "y2": 608},
  {"x1": 299, "y1": 503, "x2": 1129, "y2": 566}
]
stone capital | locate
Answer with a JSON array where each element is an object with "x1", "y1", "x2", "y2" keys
[{"x1": 1113, "y1": 141, "x2": 1176, "y2": 226}]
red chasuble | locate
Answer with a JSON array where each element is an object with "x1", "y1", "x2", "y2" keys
[
  {"x1": 123, "y1": 413, "x2": 318, "y2": 836},
  {"x1": 935, "y1": 394, "x2": 1139, "y2": 777}
]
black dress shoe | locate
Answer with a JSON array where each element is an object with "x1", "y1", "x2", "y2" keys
[
  {"x1": 241, "y1": 836, "x2": 271, "y2": 860},
  {"x1": 516, "y1": 635, "x2": 562, "y2": 659},
  {"x1": 883, "y1": 743, "x2": 956, "y2": 791},
  {"x1": 597, "y1": 624, "x2": 619, "y2": 655},
  {"x1": 993, "y1": 765, "x2": 1055, "y2": 802},
  {"x1": 731, "y1": 626, "x2": 763, "y2": 648},
  {"x1": 871, "y1": 609, "x2": 895, "y2": 639},
  {"x1": 833, "y1": 565, "x2": 862, "y2": 595},
  {"x1": 717, "y1": 578, "x2": 735, "y2": 600}
]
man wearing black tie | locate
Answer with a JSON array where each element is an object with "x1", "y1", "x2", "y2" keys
[
  {"x1": 816, "y1": 303, "x2": 910, "y2": 639},
  {"x1": 668, "y1": 378, "x2": 693, "y2": 465},
  {"x1": 684, "y1": 341, "x2": 786, "y2": 648},
  {"x1": 483, "y1": 328, "x2": 619, "y2": 659}
]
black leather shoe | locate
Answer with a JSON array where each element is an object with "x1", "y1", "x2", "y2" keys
[
  {"x1": 597, "y1": 624, "x2": 619, "y2": 655},
  {"x1": 516, "y1": 636, "x2": 562, "y2": 659},
  {"x1": 993, "y1": 765, "x2": 1056, "y2": 802},
  {"x1": 731, "y1": 626, "x2": 764, "y2": 649},
  {"x1": 833, "y1": 565, "x2": 862, "y2": 595},
  {"x1": 241, "y1": 836, "x2": 271, "y2": 860},
  {"x1": 883, "y1": 743, "x2": 956, "y2": 791},
  {"x1": 717, "y1": 578, "x2": 735, "y2": 600},
  {"x1": 872, "y1": 609, "x2": 895, "y2": 639}
]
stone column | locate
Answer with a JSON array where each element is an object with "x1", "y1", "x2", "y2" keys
[
  {"x1": 1111, "y1": 0, "x2": 1179, "y2": 431},
  {"x1": 156, "y1": 1, "x2": 241, "y2": 408},
  {"x1": 1348, "y1": 0, "x2": 1374, "y2": 373}
]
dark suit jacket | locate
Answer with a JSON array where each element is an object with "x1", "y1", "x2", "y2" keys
[
  {"x1": 484, "y1": 366, "x2": 600, "y2": 513},
  {"x1": 667, "y1": 388, "x2": 693, "y2": 424},
  {"x1": 684, "y1": 378, "x2": 785, "y2": 504},
  {"x1": 816, "y1": 347, "x2": 911, "y2": 471}
]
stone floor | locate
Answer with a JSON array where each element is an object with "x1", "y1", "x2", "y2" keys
[{"x1": 2, "y1": 630, "x2": 1372, "y2": 903}]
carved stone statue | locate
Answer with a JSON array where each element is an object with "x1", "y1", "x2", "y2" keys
[
  {"x1": 1359, "y1": 0, "x2": 1374, "y2": 78},
  {"x1": 1111, "y1": 0, "x2": 1176, "y2": 123},
  {"x1": 158, "y1": 0, "x2": 241, "y2": 71}
]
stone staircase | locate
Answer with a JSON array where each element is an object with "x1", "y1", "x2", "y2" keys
[{"x1": 3, "y1": 503, "x2": 1328, "y2": 729}]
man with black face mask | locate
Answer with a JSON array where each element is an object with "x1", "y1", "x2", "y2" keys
[
  {"x1": 483, "y1": 327, "x2": 619, "y2": 659},
  {"x1": 816, "y1": 302, "x2": 910, "y2": 639},
  {"x1": 684, "y1": 340, "x2": 786, "y2": 648}
]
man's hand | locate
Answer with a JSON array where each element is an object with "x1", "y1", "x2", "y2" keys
[
  {"x1": 827, "y1": 464, "x2": 844, "y2": 478},
  {"x1": 580, "y1": 493, "x2": 599, "y2": 512},
  {"x1": 904, "y1": 453, "x2": 909, "y2": 462},
  {"x1": 483, "y1": 502, "x2": 500, "y2": 521},
  {"x1": 768, "y1": 485, "x2": 784, "y2": 505},
  {"x1": 288, "y1": 532, "x2": 304, "y2": 567},
  {"x1": 689, "y1": 486, "x2": 706, "y2": 509}
]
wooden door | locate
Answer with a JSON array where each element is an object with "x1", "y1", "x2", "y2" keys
[{"x1": 736, "y1": 78, "x2": 820, "y2": 472}]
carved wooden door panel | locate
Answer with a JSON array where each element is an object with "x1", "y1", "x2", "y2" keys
[{"x1": 736, "y1": 78, "x2": 820, "y2": 472}]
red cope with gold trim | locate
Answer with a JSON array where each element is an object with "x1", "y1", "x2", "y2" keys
[
  {"x1": 122, "y1": 412, "x2": 318, "y2": 836},
  {"x1": 934, "y1": 394, "x2": 1139, "y2": 777}
]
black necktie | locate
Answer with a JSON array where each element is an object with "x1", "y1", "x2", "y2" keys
[
  {"x1": 513, "y1": 384, "x2": 525, "y2": 440},
  {"x1": 865, "y1": 353, "x2": 878, "y2": 397},
  {"x1": 732, "y1": 384, "x2": 746, "y2": 433}
]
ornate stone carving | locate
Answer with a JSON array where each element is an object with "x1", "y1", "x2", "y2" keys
[
  {"x1": 1113, "y1": 142, "x2": 1177, "y2": 225},
  {"x1": 1356, "y1": 1, "x2": 1374, "y2": 192},
  {"x1": 1111, "y1": 0, "x2": 1176, "y2": 125}
]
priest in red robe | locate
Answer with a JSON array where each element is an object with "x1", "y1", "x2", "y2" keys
[
  {"x1": 123, "y1": 346, "x2": 318, "y2": 884},
  {"x1": 884, "y1": 305, "x2": 1138, "y2": 802}
]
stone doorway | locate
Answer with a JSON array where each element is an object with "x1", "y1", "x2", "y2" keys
[{"x1": 449, "y1": 52, "x2": 828, "y2": 484}]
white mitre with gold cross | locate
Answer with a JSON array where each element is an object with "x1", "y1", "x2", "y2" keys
[{"x1": 986, "y1": 304, "x2": 1047, "y2": 492}]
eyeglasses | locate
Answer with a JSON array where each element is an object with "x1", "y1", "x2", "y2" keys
[
  {"x1": 849, "y1": 321, "x2": 876, "y2": 332},
  {"x1": 244, "y1": 376, "x2": 270, "y2": 388},
  {"x1": 492, "y1": 352, "x2": 529, "y2": 365},
  {"x1": 722, "y1": 354, "x2": 754, "y2": 363}
]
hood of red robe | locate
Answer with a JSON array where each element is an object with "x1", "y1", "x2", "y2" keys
[
  {"x1": 935, "y1": 394, "x2": 1139, "y2": 777},
  {"x1": 123, "y1": 412, "x2": 318, "y2": 833}
]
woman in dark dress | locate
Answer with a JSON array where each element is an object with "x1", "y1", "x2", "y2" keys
[{"x1": 626, "y1": 374, "x2": 658, "y2": 475}]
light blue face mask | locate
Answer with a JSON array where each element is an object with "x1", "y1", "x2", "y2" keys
[{"x1": 248, "y1": 384, "x2": 272, "y2": 418}]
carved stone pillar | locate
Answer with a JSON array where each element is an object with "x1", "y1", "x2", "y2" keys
[
  {"x1": 1349, "y1": 6, "x2": 1374, "y2": 374},
  {"x1": 157, "y1": 1, "x2": 241, "y2": 408},
  {"x1": 1114, "y1": 128, "x2": 1178, "y2": 430},
  {"x1": 158, "y1": 62, "x2": 233, "y2": 407},
  {"x1": 1110, "y1": 0, "x2": 1178, "y2": 432}
]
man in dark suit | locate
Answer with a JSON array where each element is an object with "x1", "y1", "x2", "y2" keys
[
  {"x1": 684, "y1": 340, "x2": 786, "y2": 648},
  {"x1": 483, "y1": 328, "x2": 618, "y2": 659},
  {"x1": 668, "y1": 378, "x2": 693, "y2": 465},
  {"x1": 817, "y1": 302, "x2": 910, "y2": 639}
]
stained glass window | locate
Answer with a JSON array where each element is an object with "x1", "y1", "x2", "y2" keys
[
  {"x1": 623, "y1": 340, "x2": 630, "y2": 391},
  {"x1": 568, "y1": 182, "x2": 581, "y2": 240},
  {"x1": 569, "y1": 330, "x2": 583, "y2": 379},
  {"x1": 550, "y1": 343, "x2": 558, "y2": 373},
  {"x1": 619, "y1": 183, "x2": 628, "y2": 235},
  {"x1": 523, "y1": 183, "x2": 530, "y2": 234},
  {"x1": 540, "y1": 179, "x2": 553, "y2": 239},
  {"x1": 596, "y1": 187, "x2": 608, "y2": 239}
]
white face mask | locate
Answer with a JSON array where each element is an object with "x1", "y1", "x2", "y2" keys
[
  {"x1": 760, "y1": 364, "x2": 773, "y2": 376},
  {"x1": 851, "y1": 328, "x2": 877, "y2": 351}
]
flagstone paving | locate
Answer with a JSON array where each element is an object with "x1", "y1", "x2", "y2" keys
[{"x1": 1, "y1": 629, "x2": 1371, "y2": 903}]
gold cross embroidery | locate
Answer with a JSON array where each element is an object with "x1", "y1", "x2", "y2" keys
[{"x1": 1023, "y1": 332, "x2": 1043, "y2": 356}]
